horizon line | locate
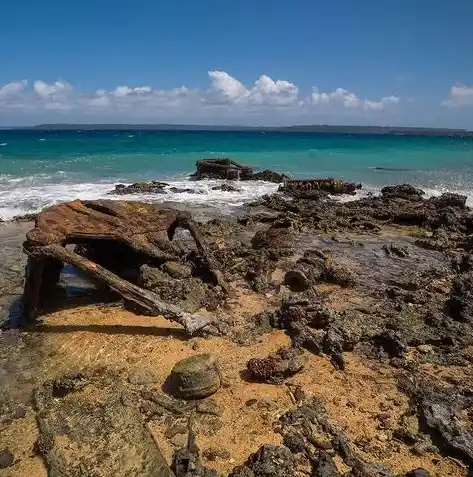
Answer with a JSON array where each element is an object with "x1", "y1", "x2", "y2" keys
[{"x1": 2, "y1": 123, "x2": 472, "y2": 134}]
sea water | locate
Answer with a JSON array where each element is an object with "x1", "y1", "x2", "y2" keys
[{"x1": 1, "y1": 129, "x2": 472, "y2": 220}]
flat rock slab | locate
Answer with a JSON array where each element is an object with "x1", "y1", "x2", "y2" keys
[{"x1": 35, "y1": 371, "x2": 174, "y2": 477}]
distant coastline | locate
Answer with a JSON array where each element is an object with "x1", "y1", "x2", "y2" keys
[{"x1": 3, "y1": 124, "x2": 473, "y2": 137}]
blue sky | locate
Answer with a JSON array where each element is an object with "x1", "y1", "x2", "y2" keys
[{"x1": 1, "y1": 0, "x2": 472, "y2": 128}]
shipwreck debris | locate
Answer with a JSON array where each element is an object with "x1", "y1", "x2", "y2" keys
[{"x1": 21, "y1": 199, "x2": 230, "y2": 334}]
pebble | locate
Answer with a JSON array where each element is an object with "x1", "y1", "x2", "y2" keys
[
  {"x1": 0, "y1": 449, "x2": 14, "y2": 469},
  {"x1": 376, "y1": 432, "x2": 389, "y2": 442}
]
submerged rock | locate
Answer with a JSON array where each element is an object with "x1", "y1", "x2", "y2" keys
[
  {"x1": 429, "y1": 192, "x2": 467, "y2": 209},
  {"x1": 110, "y1": 181, "x2": 169, "y2": 195},
  {"x1": 193, "y1": 158, "x2": 253, "y2": 180},
  {"x1": 447, "y1": 272, "x2": 473, "y2": 322},
  {"x1": 35, "y1": 371, "x2": 174, "y2": 477},
  {"x1": 381, "y1": 184, "x2": 425, "y2": 200},
  {"x1": 252, "y1": 170, "x2": 288, "y2": 183},
  {"x1": 167, "y1": 354, "x2": 221, "y2": 400},
  {"x1": 211, "y1": 184, "x2": 241, "y2": 192}
]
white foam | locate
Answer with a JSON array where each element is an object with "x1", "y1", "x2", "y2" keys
[
  {"x1": 2, "y1": 173, "x2": 473, "y2": 221},
  {"x1": 334, "y1": 183, "x2": 473, "y2": 206},
  {"x1": 0, "y1": 177, "x2": 279, "y2": 221}
]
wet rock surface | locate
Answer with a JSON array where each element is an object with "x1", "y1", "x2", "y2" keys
[
  {"x1": 279, "y1": 178, "x2": 362, "y2": 196},
  {"x1": 110, "y1": 181, "x2": 170, "y2": 195},
  {"x1": 35, "y1": 370, "x2": 174, "y2": 477},
  {"x1": 252, "y1": 170, "x2": 289, "y2": 183}
]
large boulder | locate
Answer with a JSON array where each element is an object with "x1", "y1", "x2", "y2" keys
[
  {"x1": 252, "y1": 170, "x2": 289, "y2": 183},
  {"x1": 193, "y1": 158, "x2": 253, "y2": 180},
  {"x1": 429, "y1": 192, "x2": 467, "y2": 210},
  {"x1": 381, "y1": 184, "x2": 425, "y2": 200}
]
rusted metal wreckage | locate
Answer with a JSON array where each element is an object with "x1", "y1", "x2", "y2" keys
[{"x1": 21, "y1": 200, "x2": 230, "y2": 333}]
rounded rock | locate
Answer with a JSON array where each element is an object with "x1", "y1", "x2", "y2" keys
[
  {"x1": 0, "y1": 449, "x2": 14, "y2": 469},
  {"x1": 168, "y1": 354, "x2": 221, "y2": 400},
  {"x1": 284, "y1": 270, "x2": 309, "y2": 291}
]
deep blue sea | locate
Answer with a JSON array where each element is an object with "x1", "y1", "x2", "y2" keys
[{"x1": 1, "y1": 129, "x2": 473, "y2": 220}]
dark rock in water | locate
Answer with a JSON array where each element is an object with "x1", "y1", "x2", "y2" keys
[
  {"x1": 246, "y1": 347, "x2": 306, "y2": 384},
  {"x1": 211, "y1": 184, "x2": 241, "y2": 192},
  {"x1": 251, "y1": 218, "x2": 296, "y2": 258},
  {"x1": 280, "y1": 178, "x2": 361, "y2": 196},
  {"x1": 167, "y1": 354, "x2": 221, "y2": 400},
  {"x1": 230, "y1": 445, "x2": 294, "y2": 477},
  {"x1": 320, "y1": 252, "x2": 356, "y2": 287},
  {"x1": 284, "y1": 269, "x2": 310, "y2": 291},
  {"x1": 375, "y1": 167, "x2": 410, "y2": 171},
  {"x1": 193, "y1": 158, "x2": 253, "y2": 181},
  {"x1": 383, "y1": 243, "x2": 410, "y2": 258},
  {"x1": 447, "y1": 272, "x2": 473, "y2": 322},
  {"x1": 35, "y1": 371, "x2": 174, "y2": 477},
  {"x1": 415, "y1": 228, "x2": 451, "y2": 251},
  {"x1": 252, "y1": 170, "x2": 288, "y2": 183},
  {"x1": 381, "y1": 184, "x2": 425, "y2": 200},
  {"x1": 429, "y1": 192, "x2": 467, "y2": 210},
  {"x1": 110, "y1": 181, "x2": 169, "y2": 195},
  {"x1": 0, "y1": 449, "x2": 14, "y2": 469},
  {"x1": 13, "y1": 213, "x2": 38, "y2": 222},
  {"x1": 200, "y1": 218, "x2": 242, "y2": 237},
  {"x1": 169, "y1": 187, "x2": 203, "y2": 194}
]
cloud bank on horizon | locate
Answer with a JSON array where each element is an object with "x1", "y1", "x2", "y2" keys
[{"x1": 0, "y1": 71, "x2": 470, "y2": 126}]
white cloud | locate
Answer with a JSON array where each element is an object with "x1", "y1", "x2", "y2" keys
[
  {"x1": 33, "y1": 80, "x2": 72, "y2": 99},
  {"x1": 0, "y1": 80, "x2": 28, "y2": 99},
  {"x1": 113, "y1": 85, "x2": 153, "y2": 97},
  {"x1": 443, "y1": 85, "x2": 473, "y2": 107},
  {"x1": 310, "y1": 87, "x2": 399, "y2": 111},
  {"x1": 0, "y1": 72, "x2": 400, "y2": 123}
]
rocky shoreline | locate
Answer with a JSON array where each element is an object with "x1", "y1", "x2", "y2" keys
[{"x1": 1, "y1": 180, "x2": 473, "y2": 476}]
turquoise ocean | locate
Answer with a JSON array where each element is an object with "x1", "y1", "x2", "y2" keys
[{"x1": 1, "y1": 129, "x2": 473, "y2": 220}]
